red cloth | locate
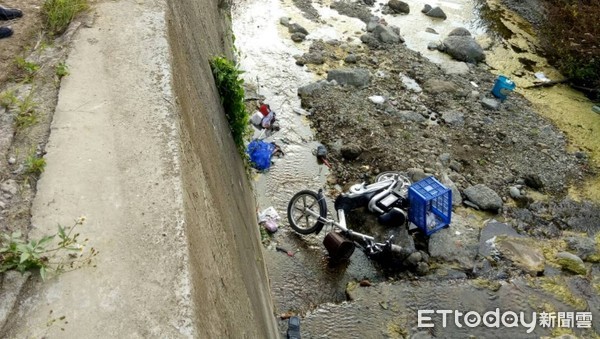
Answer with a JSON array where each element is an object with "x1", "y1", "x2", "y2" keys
[{"x1": 259, "y1": 104, "x2": 270, "y2": 116}]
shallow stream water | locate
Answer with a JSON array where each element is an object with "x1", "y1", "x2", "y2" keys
[{"x1": 232, "y1": 0, "x2": 598, "y2": 336}]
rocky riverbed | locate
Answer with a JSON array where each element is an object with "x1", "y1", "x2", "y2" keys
[{"x1": 250, "y1": 0, "x2": 600, "y2": 337}]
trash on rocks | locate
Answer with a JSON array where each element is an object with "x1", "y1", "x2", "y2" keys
[
  {"x1": 250, "y1": 111, "x2": 264, "y2": 126},
  {"x1": 263, "y1": 219, "x2": 278, "y2": 233},
  {"x1": 258, "y1": 206, "x2": 281, "y2": 233},
  {"x1": 368, "y1": 95, "x2": 385, "y2": 104},
  {"x1": 247, "y1": 140, "x2": 276, "y2": 171},
  {"x1": 287, "y1": 316, "x2": 301, "y2": 339},
  {"x1": 292, "y1": 107, "x2": 311, "y2": 116},
  {"x1": 491, "y1": 75, "x2": 516, "y2": 101},
  {"x1": 276, "y1": 246, "x2": 295, "y2": 257},
  {"x1": 314, "y1": 145, "x2": 331, "y2": 168},
  {"x1": 534, "y1": 72, "x2": 551, "y2": 82}
]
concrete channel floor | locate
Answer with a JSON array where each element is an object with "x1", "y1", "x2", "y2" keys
[{"x1": 2, "y1": 0, "x2": 196, "y2": 337}]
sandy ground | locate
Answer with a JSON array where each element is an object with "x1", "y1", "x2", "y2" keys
[{"x1": 2, "y1": 0, "x2": 195, "y2": 336}]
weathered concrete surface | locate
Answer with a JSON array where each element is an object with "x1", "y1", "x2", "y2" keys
[
  {"x1": 3, "y1": 1, "x2": 195, "y2": 337},
  {"x1": 3, "y1": 0, "x2": 277, "y2": 337}
]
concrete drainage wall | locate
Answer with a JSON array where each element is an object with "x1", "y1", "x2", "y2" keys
[{"x1": 166, "y1": 1, "x2": 278, "y2": 337}]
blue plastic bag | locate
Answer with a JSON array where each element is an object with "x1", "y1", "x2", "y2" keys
[{"x1": 246, "y1": 140, "x2": 276, "y2": 171}]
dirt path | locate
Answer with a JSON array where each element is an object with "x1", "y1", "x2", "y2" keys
[{"x1": 2, "y1": 0, "x2": 195, "y2": 336}]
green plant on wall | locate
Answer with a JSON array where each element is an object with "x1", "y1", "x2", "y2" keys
[{"x1": 209, "y1": 56, "x2": 249, "y2": 154}]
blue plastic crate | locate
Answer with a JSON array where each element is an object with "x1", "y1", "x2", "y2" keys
[{"x1": 408, "y1": 176, "x2": 452, "y2": 236}]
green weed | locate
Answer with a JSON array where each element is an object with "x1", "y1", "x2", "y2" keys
[
  {"x1": 15, "y1": 57, "x2": 40, "y2": 83},
  {"x1": 0, "y1": 90, "x2": 18, "y2": 109},
  {"x1": 25, "y1": 150, "x2": 46, "y2": 176},
  {"x1": 14, "y1": 93, "x2": 38, "y2": 129},
  {"x1": 210, "y1": 56, "x2": 250, "y2": 154},
  {"x1": 0, "y1": 217, "x2": 97, "y2": 280},
  {"x1": 55, "y1": 62, "x2": 69, "y2": 78},
  {"x1": 43, "y1": 0, "x2": 89, "y2": 36}
]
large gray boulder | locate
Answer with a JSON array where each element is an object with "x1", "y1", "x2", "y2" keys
[
  {"x1": 448, "y1": 27, "x2": 471, "y2": 37},
  {"x1": 372, "y1": 24, "x2": 404, "y2": 44},
  {"x1": 495, "y1": 236, "x2": 545, "y2": 275},
  {"x1": 565, "y1": 236, "x2": 600, "y2": 262},
  {"x1": 478, "y1": 220, "x2": 520, "y2": 257},
  {"x1": 297, "y1": 80, "x2": 329, "y2": 97},
  {"x1": 441, "y1": 35, "x2": 485, "y2": 63},
  {"x1": 327, "y1": 68, "x2": 371, "y2": 87},
  {"x1": 441, "y1": 111, "x2": 464, "y2": 126},
  {"x1": 440, "y1": 173, "x2": 462, "y2": 207},
  {"x1": 463, "y1": 184, "x2": 502, "y2": 212},
  {"x1": 425, "y1": 6, "x2": 447, "y2": 19},
  {"x1": 556, "y1": 252, "x2": 587, "y2": 275},
  {"x1": 388, "y1": 0, "x2": 410, "y2": 14},
  {"x1": 429, "y1": 214, "x2": 478, "y2": 270}
]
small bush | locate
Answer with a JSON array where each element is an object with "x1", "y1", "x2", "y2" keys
[
  {"x1": 540, "y1": 0, "x2": 600, "y2": 98},
  {"x1": 56, "y1": 62, "x2": 69, "y2": 78},
  {"x1": 0, "y1": 217, "x2": 97, "y2": 280},
  {"x1": 15, "y1": 57, "x2": 40, "y2": 83},
  {"x1": 25, "y1": 151, "x2": 46, "y2": 176},
  {"x1": 0, "y1": 90, "x2": 17, "y2": 109},
  {"x1": 43, "y1": 0, "x2": 89, "y2": 36},
  {"x1": 209, "y1": 56, "x2": 250, "y2": 153},
  {"x1": 14, "y1": 93, "x2": 38, "y2": 129}
]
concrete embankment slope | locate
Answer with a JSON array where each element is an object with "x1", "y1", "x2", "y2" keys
[
  {"x1": 167, "y1": 0, "x2": 279, "y2": 336},
  {"x1": 2, "y1": 0, "x2": 277, "y2": 337}
]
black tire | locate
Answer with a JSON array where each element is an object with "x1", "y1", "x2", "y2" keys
[{"x1": 287, "y1": 190, "x2": 326, "y2": 234}]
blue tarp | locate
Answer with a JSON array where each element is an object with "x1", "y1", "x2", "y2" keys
[{"x1": 246, "y1": 140, "x2": 276, "y2": 171}]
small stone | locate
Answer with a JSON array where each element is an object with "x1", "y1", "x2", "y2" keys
[
  {"x1": 416, "y1": 262, "x2": 429, "y2": 275},
  {"x1": 280, "y1": 17, "x2": 291, "y2": 27},
  {"x1": 449, "y1": 160, "x2": 462, "y2": 172},
  {"x1": 405, "y1": 251, "x2": 422, "y2": 266},
  {"x1": 8, "y1": 157, "x2": 16, "y2": 165},
  {"x1": 341, "y1": 144, "x2": 363, "y2": 160},
  {"x1": 291, "y1": 33, "x2": 306, "y2": 42},
  {"x1": 481, "y1": 97, "x2": 500, "y2": 110},
  {"x1": 421, "y1": 4, "x2": 432, "y2": 13},
  {"x1": 0, "y1": 200, "x2": 5, "y2": 209},
  {"x1": 427, "y1": 41, "x2": 440, "y2": 50},
  {"x1": 288, "y1": 23, "x2": 309, "y2": 35},
  {"x1": 344, "y1": 54, "x2": 358, "y2": 64},
  {"x1": 425, "y1": 27, "x2": 438, "y2": 34},
  {"x1": 509, "y1": 186, "x2": 521, "y2": 199},
  {"x1": 0, "y1": 180, "x2": 18, "y2": 195}
]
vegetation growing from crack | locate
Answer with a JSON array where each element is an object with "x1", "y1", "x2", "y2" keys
[
  {"x1": 43, "y1": 0, "x2": 89, "y2": 36},
  {"x1": 210, "y1": 56, "x2": 250, "y2": 155},
  {"x1": 0, "y1": 217, "x2": 97, "y2": 280},
  {"x1": 24, "y1": 148, "x2": 46, "y2": 176}
]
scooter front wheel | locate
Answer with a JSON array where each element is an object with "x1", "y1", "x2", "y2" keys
[{"x1": 287, "y1": 190, "x2": 326, "y2": 234}]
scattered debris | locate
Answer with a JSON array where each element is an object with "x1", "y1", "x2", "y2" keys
[{"x1": 276, "y1": 246, "x2": 295, "y2": 257}]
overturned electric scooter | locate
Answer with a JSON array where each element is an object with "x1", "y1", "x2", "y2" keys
[{"x1": 287, "y1": 172, "x2": 452, "y2": 262}]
